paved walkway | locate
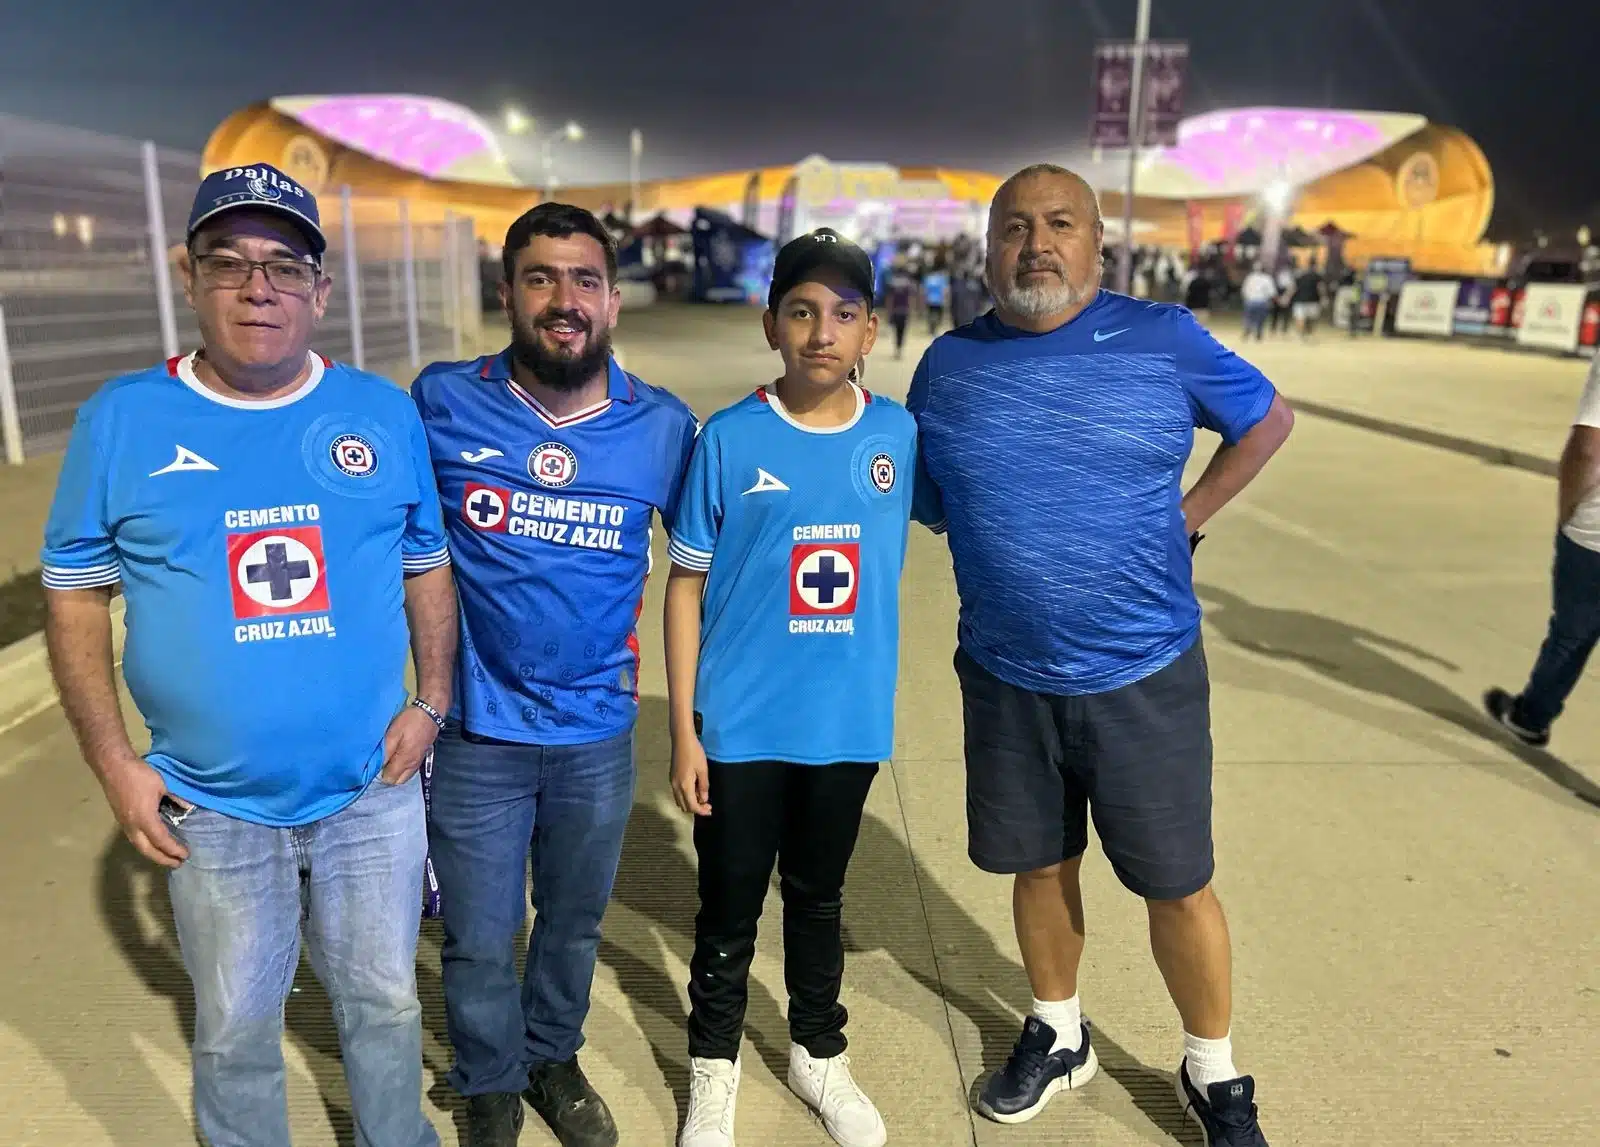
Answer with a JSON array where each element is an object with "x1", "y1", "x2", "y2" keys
[{"x1": 0, "y1": 307, "x2": 1595, "y2": 1146}]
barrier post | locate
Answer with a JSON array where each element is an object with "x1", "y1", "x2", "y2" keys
[
  {"x1": 0, "y1": 304, "x2": 24, "y2": 464},
  {"x1": 141, "y1": 141, "x2": 179, "y2": 361},
  {"x1": 341, "y1": 186, "x2": 365, "y2": 369},
  {"x1": 400, "y1": 199, "x2": 421, "y2": 369}
]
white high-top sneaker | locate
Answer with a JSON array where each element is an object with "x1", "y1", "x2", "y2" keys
[
  {"x1": 786, "y1": 1044, "x2": 888, "y2": 1147},
  {"x1": 680, "y1": 1056, "x2": 740, "y2": 1147}
]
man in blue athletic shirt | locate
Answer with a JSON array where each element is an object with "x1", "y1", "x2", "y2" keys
[
  {"x1": 413, "y1": 203, "x2": 698, "y2": 1147},
  {"x1": 41, "y1": 165, "x2": 456, "y2": 1147},
  {"x1": 910, "y1": 165, "x2": 1294, "y2": 1146}
]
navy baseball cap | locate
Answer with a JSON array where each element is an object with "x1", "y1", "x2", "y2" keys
[
  {"x1": 768, "y1": 228, "x2": 875, "y2": 310},
  {"x1": 187, "y1": 164, "x2": 327, "y2": 257}
]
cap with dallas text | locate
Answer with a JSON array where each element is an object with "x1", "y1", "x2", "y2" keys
[
  {"x1": 768, "y1": 228, "x2": 875, "y2": 310},
  {"x1": 186, "y1": 164, "x2": 327, "y2": 257}
]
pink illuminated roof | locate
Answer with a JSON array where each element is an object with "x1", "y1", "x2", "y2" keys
[
  {"x1": 270, "y1": 95, "x2": 523, "y2": 187},
  {"x1": 1120, "y1": 107, "x2": 1428, "y2": 200}
]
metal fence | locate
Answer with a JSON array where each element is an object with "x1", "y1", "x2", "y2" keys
[{"x1": 0, "y1": 113, "x2": 483, "y2": 461}]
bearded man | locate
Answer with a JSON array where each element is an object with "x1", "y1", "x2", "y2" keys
[
  {"x1": 907, "y1": 166, "x2": 1294, "y2": 1146},
  {"x1": 412, "y1": 203, "x2": 699, "y2": 1147}
]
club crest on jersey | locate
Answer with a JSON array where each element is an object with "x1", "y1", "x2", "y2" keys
[
  {"x1": 529, "y1": 442, "x2": 578, "y2": 488},
  {"x1": 463, "y1": 482, "x2": 511, "y2": 532},
  {"x1": 329, "y1": 433, "x2": 378, "y2": 478},
  {"x1": 227, "y1": 526, "x2": 331, "y2": 619},
  {"x1": 790, "y1": 543, "x2": 860, "y2": 616},
  {"x1": 869, "y1": 452, "x2": 896, "y2": 494}
]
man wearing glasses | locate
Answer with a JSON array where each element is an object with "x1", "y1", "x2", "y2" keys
[{"x1": 40, "y1": 164, "x2": 455, "y2": 1147}]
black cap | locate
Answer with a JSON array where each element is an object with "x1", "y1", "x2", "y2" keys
[{"x1": 768, "y1": 228, "x2": 875, "y2": 310}]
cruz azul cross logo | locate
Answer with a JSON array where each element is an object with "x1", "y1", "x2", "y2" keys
[
  {"x1": 227, "y1": 526, "x2": 331, "y2": 618},
  {"x1": 790, "y1": 543, "x2": 860, "y2": 615},
  {"x1": 463, "y1": 482, "x2": 511, "y2": 532}
]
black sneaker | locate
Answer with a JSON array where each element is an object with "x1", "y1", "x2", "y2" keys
[
  {"x1": 975, "y1": 1016, "x2": 1099, "y2": 1123},
  {"x1": 1484, "y1": 687, "x2": 1551, "y2": 747},
  {"x1": 1176, "y1": 1061, "x2": 1269, "y2": 1146},
  {"x1": 464, "y1": 1091, "x2": 524, "y2": 1147},
  {"x1": 524, "y1": 1056, "x2": 619, "y2": 1147}
]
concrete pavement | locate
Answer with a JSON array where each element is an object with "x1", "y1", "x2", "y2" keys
[{"x1": 0, "y1": 306, "x2": 1596, "y2": 1146}]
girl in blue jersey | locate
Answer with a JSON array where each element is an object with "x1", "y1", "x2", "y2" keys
[{"x1": 664, "y1": 229, "x2": 917, "y2": 1147}]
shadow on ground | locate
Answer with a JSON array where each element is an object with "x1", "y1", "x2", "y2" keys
[
  {"x1": 1198, "y1": 583, "x2": 1600, "y2": 810},
  {"x1": 82, "y1": 696, "x2": 1198, "y2": 1146}
]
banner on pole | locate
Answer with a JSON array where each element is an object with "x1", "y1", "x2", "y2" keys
[
  {"x1": 1185, "y1": 202, "x2": 1204, "y2": 256},
  {"x1": 1091, "y1": 41, "x2": 1189, "y2": 149}
]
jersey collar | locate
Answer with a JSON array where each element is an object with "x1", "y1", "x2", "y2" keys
[
  {"x1": 171, "y1": 350, "x2": 327, "y2": 409},
  {"x1": 480, "y1": 348, "x2": 636, "y2": 403}
]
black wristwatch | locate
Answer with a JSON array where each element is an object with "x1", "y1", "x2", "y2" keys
[{"x1": 410, "y1": 696, "x2": 446, "y2": 731}]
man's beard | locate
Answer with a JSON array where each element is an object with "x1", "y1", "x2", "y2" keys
[
  {"x1": 988, "y1": 257, "x2": 1101, "y2": 321},
  {"x1": 509, "y1": 308, "x2": 613, "y2": 392}
]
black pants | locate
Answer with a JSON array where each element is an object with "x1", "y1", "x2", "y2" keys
[
  {"x1": 1518, "y1": 532, "x2": 1600, "y2": 730},
  {"x1": 686, "y1": 759, "x2": 878, "y2": 1061},
  {"x1": 890, "y1": 313, "x2": 909, "y2": 355}
]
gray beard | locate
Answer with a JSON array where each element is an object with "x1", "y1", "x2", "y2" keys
[{"x1": 992, "y1": 275, "x2": 1093, "y2": 321}]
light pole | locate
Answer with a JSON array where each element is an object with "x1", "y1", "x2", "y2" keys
[
  {"x1": 630, "y1": 129, "x2": 643, "y2": 223},
  {"x1": 540, "y1": 121, "x2": 584, "y2": 195},
  {"x1": 1115, "y1": 0, "x2": 1152, "y2": 295}
]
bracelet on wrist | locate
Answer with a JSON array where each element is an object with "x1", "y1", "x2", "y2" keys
[{"x1": 410, "y1": 696, "x2": 446, "y2": 731}]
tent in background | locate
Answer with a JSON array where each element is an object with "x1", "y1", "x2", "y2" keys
[{"x1": 691, "y1": 208, "x2": 774, "y2": 304}]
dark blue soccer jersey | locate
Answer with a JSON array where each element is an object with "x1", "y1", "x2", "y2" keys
[
  {"x1": 40, "y1": 352, "x2": 450, "y2": 826},
  {"x1": 669, "y1": 385, "x2": 916, "y2": 764},
  {"x1": 413, "y1": 351, "x2": 698, "y2": 744},
  {"x1": 910, "y1": 292, "x2": 1278, "y2": 695}
]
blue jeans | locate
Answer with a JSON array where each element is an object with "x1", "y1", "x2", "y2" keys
[
  {"x1": 427, "y1": 724, "x2": 635, "y2": 1095},
  {"x1": 167, "y1": 774, "x2": 436, "y2": 1147},
  {"x1": 1518, "y1": 532, "x2": 1600, "y2": 730},
  {"x1": 1242, "y1": 301, "x2": 1270, "y2": 338}
]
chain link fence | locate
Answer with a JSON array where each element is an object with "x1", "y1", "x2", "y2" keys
[{"x1": 0, "y1": 113, "x2": 483, "y2": 461}]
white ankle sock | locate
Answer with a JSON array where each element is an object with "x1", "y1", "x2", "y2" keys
[
  {"x1": 1182, "y1": 1031, "x2": 1238, "y2": 1090},
  {"x1": 1030, "y1": 996, "x2": 1083, "y2": 1053}
]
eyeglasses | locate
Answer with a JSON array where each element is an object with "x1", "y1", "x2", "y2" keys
[{"x1": 193, "y1": 253, "x2": 321, "y2": 293}]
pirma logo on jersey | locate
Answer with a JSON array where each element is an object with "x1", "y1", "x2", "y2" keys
[
  {"x1": 329, "y1": 433, "x2": 378, "y2": 478},
  {"x1": 529, "y1": 442, "x2": 578, "y2": 488}
]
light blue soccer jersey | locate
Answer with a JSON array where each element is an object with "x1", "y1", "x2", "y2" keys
[
  {"x1": 669, "y1": 384, "x2": 916, "y2": 764},
  {"x1": 413, "y1": 351, "x2": 698, "y2": 744},
  {"x1": 40, "y1": 353, "x2": 450, "y2": 826},
  {"x1": 910, "y1": 291, "x2": 1278, "y2": 695}
]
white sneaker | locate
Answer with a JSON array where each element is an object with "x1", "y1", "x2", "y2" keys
[
  {"x1": 680, "y1": 1056, "x2": 740, "y2": 1147},
  {"x1": 786, "y1": 1044, "x2": 888, "y2": 1147}
]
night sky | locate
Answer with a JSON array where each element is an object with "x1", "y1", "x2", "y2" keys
[{"x1": 1, "y1": 0, "x2": 1592, "y2": 238}]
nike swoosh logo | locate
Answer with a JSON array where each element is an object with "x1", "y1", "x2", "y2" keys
[
  {"x1": 460, "y1": 448, "x2": 504, "y2": 463},
  {"x1": 1093, "y1": 328, "x2": 1130, "y2": 342}
]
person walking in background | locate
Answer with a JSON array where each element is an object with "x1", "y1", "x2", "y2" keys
[
  {"x1": 40, "y1": 164, "x2": 455, "y2": 1147},
  {"x1": 1182, "y1": 262, "x2": 1213, "y2": 326},
  {"x1": 1240, "y1": 263, "x2": 1277, "y2": 340},
  {"x1": 1290, "y1": 258, "x2": 1326, "y2": 339},
  {"x1": 922, "y1": 263, "x2": 949, "y2": 333},
  {"x1": 1269, "y1": 264, "x2": 1294, "y2": 335},
  {"x1": 883, "y1": 259, "x2": 916, "y2": 359},
  {"x1": 1485, "y1": 354, "x2": 1600, "y2": 748},
  {"x1": 413, "y1": 202, "x2": 699, "y2": 1147},
  {"x1": 909, "y1": 163, "x2": 1293, "y2": 1146},
  {"x1": 665, "y1": 229, "x2": 915, "y2": 1147}
]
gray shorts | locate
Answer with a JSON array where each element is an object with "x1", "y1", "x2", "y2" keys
[{"x1": 955, "y1": 637, "x2": 1214, "y2": 900}]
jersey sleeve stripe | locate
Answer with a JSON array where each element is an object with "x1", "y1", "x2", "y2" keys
[
  {"x1": 41, "y1": 564, "x2": 122, "y2": 589},
  {"x1": 667, "y1": 538, "x2": 713, "y2": 571},
  {"x1": 401, "y1": 548, "x2": 452, "y2": 572}
]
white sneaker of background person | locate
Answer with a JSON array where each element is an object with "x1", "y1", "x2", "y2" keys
[
  {"x1": 788, "y1": 1044, "x2": 888, "y2": 1147},
  {"x1": 681, "y1": 1056, "x2": 740, "y2": 1147}
]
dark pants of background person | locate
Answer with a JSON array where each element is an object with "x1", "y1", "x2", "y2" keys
[
  {"x1": 1515, "y1": 532, "x2": 1600, "y2": 731},
  {"x1": 1242, "y1": 301, "x2": 1270, "y2": 339},
  {"x1": 687, "y1": 759, "x2": 879, "y2": 1061},
  {"x1": 926, "y1": 304, "x2": 945, "y2": 335},
  {"x1": 427, "y1": 723, "x2": 635, "y2": 1095},
  {"x1": 889, "y1": 313, "x2": 909, "y2": 356},
  {"x1": 1269, "y1": 299, "x2": 1289, "y2": 334}
]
